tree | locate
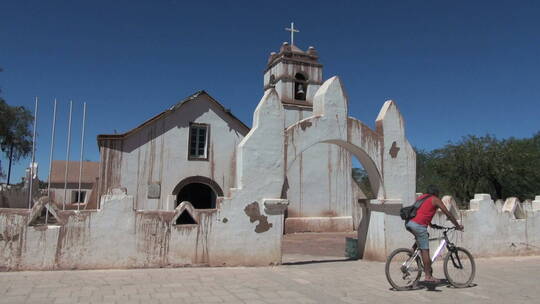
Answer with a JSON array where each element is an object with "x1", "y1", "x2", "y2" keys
[
  {"x1": 416, "y1": 133, "x2": 540, "y2": 206},
  {"x1": 352, "y1": 167, "x2": 375, "y2": 198},
  {"x1": 493, "y1": 132, "x2": 540, "y2": 199},
  {"x1": 0, "y1": 99, "x2": 34, "y2": 184}
]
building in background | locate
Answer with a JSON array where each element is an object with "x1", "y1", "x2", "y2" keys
[{"x1": 48, "y1": 160, "x2": 99, "y2": 209}]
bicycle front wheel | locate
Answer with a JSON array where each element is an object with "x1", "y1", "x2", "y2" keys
[
  {"x1": 443, "y1": 247, "x2": 475, "y2": 288},
  {"x1": 385, "y1": 248, "x2": 422, "y2": 290}
]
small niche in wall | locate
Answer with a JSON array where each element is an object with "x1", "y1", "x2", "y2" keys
[
  {"x1": 148, "y1": 182, "x2": 161, "y2": 199},
  {"x1": 176, "y1": 210, "x2": 197, "y2": 225}
]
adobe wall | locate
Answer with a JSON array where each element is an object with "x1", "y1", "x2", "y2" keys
[
  {"x1": 284, "y1": 106, "x2": 362, "y2": 233},
  {"x1": 0, "y1": 88, "x2": 288, "y2": 271},
  {"x1": 0, "y1": 189, "x2": 285, "y2": 270},
  {"x1": 362, "y1": 194, "x2": 540, "y2": 261},
  {"x1": 430, "y1": 194, "x2": 540, "y2": 257}
]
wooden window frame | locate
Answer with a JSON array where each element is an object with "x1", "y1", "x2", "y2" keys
[
  {"x1": 188, "y1": 123, "x2": 210, "y2": 161},
  {"x1": 71, "y1": 190, "x2": 86, "y2": 204}
]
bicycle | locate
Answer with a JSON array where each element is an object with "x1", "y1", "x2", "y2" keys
[{"x1": 385, "y1": 224, "x2": 475, "y2": 290}]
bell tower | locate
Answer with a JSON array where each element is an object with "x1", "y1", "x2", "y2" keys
[{"x1": 263, "y1": 42, "x2": 323, "y2": 107}]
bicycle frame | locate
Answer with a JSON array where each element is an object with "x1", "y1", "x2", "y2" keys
[
  {"x1": 388, "y1": 225, "x2": 474, "y2": 290},
  {"x1": 430, "y1": 237, "x2": 446, "y2": 262},
  {"x1": 404, "y1": 227, "x2": 461, "y2": 269}
]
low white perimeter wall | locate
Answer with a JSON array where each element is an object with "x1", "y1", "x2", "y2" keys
[
  {"x1": 430, "y1": 194, "x2": 540, "y2": 257},
  {"x1": 0, "y1": 190, "x2": 285, "y2": 271},
  {"x1": 362, "y1": 194, "x2": 540, "y2": 261}
]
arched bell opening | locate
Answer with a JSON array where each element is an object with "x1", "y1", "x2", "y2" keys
[{"x1": 294, "y1": 73, "x2": 307, "y2": 101}]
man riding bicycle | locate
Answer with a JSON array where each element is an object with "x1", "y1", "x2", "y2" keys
[{"x1": 406, "y1": 185, "x2": 464, "y2": 283}]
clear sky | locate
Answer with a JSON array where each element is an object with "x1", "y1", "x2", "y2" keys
[{"x1": 1, "y1": 0, "x2": 539, "y2": 182}]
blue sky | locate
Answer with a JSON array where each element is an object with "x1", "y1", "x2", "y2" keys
[{"x1": 1, "y1": 0, "x2": 539, "y2": 182}]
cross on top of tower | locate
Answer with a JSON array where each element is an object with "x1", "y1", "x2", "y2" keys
[{"x1": 285, "y1": 22, "x2": 299, "y2": 46}]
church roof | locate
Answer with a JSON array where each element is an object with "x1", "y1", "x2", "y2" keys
[
  {"x1": 97, "y1": 90, "x2": 250, "y2": 141},
  {"x1": 266, "y1": 42, "x2": 321, "y2": 71}
]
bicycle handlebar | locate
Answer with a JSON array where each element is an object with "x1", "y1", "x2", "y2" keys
[{"x1": 430, "y1": 224, "x2": 457, "y2": 230}]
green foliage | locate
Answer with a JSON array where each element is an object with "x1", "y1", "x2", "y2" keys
[
  {"x1": 416, "y1": 133, "x2": 540, "y2": 205},
  {"x1": 0, "y1": 98, "x2": 34, "y2": 177},
  {"x1": 352, "y1": 167, "x2": 375, "y2": 198}
]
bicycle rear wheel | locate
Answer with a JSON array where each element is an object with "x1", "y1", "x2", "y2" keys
[
  {"x1": 444, "y1": 247, "x2": 475, "y2": 288},
  {"x1": 385, "y1": 248, "x2": 422, "y2": 290}
]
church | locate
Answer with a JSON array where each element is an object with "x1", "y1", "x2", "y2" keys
[
  {"x1": 97, "y1": 42, "x2": 364, "y2": 232},
  {"x1": 0, "y1": 34, "x2": 418, "y2": 268}
]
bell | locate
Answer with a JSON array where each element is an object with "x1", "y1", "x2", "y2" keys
[{"x1": 297, "y1": 84, "x2": 305, "y2": 96}]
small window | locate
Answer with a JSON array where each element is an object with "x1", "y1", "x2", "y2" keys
[
  {"x1": 72, "y1": 191, "x2": 86, "y2": 203},
  {"x1": 189, "y1": 124, "x2": 209, "y2": 159}
]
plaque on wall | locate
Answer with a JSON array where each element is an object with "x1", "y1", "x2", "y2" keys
[{"x1": 148, "y1": 182, "x2": 161, "y2": 199}]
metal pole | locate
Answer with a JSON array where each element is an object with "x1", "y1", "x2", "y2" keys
[
  {"x1": 28, "y1": 97, "x2": 38, "y2": 209},
  {"x1": 63, "y1": 100, "x2": 73, "y2": 210},
  {"x1": 6, "y1": 143, "x2": 13, "y2": 185},
  {"x1": 46, "y1": 99, "x2": 57, "y2": 223},
  {"x1": 77, "y1": 102, "x2": 86, "y2": 211}
]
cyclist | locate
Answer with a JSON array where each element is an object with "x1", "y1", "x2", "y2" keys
[{"x1": 406, "y1": 185, "x2": 464, "y2": 283}]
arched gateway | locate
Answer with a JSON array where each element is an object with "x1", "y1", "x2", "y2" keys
[
  {"x1": 284, "y1": 77, "x2": 416, "y2": 205},
  {"x1": 281, "y1": 77, "x2": 417, "y2": 259},
  {"x1": 218, "y1": 75, "x2": 417, "y2": 264}
]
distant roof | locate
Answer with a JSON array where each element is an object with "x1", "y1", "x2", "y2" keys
[
  {"x1": 97, "y1": 90, "x2": 250, "y2": 141},
  {"x1": 48, "y1": 160, "x2": 99, "y2": 184}
]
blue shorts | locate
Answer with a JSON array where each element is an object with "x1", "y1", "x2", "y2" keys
[{"x1": 406, "y1": 221, "x2": 429, "y2": 250}]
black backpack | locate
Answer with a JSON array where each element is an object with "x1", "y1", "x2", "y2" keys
[{"x1": 399, "y1": 194, "x2": 432, "y2": 222}]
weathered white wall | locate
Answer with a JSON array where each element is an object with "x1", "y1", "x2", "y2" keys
[
  {"x1": 0, "y1": 76, "x2": 423, "y2": 270},
  {"x1": 362, "y1": 100, "x2": 417, "y2": 260},
  {"x1": 362, "y1": 194, "x2": 540, "y2": 261},
  {"x1": 283, "y1": 106, "x2": 360, "y2": 233},
  {"x1": 0, "y1": 90, "x2": 289, "y2": 271},
  {"x1": 430, "y1": 194, "x2": 540, "y2": 257},
  {"x1": 99, "y1": 94, "x2": 247, "y2": 210},
  {"x1": 0, "y1": 189, "x2": 285, "y2": 270}
]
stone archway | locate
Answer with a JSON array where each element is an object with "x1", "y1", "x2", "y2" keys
[
  {"x1": 172, "y1": 176, "x2": 224, "y2": 209},
  {"x1": 284, "y1": 76, "x2": 415, "y2": 205},
  {"x1": 283, "y1": 76, "x2": 416, "y2": 259},
  {"x1": 203, "y1": 76, "x2": 416, "y2": 265}
]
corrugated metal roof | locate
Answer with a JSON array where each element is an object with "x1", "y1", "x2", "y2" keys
[{"x1": 48, "y1": 160, "x2": 99, "y2": 184}]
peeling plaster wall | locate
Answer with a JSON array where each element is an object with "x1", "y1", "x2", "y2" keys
[
  {"x1": 98, "y1": 95, "x2": 246, "y2": 210},
  {"x1": 283, "y1": 77, "x2": 398, "y2": 233},
  {"x1": 430, "y1": 194, "x2": 540, "y2": 257},
  {"x1": 362, "y1": 195, "x2": 540, "y2": 261},
  {"x1": 0, "y1": 88, "x2": 286, "y2": 271},
  {"x1": 0, "y1": 76, "x2": 427, "y2": 269},
  {"x1": 0, "y1": 187, "x2": 285, "y2": 270},
  {"x1": 284, "y1": 106, "x2": 358, "y2": 232}
]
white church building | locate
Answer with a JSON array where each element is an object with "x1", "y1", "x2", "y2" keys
[{"x1": 97, "y1": 42, "x2": 364, "y2": 232}]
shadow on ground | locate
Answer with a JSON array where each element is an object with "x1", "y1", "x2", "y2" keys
[
  {"x1": 390, "y1": 280, "x2": 478, "y2": 292},
  {"x1": 281, "y1": 232, "x2": 357, "y2": 264}
]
